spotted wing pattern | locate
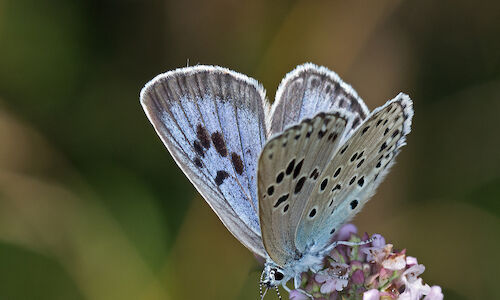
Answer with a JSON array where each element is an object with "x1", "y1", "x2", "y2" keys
[
  {"x1": 140, "y1": 66, "x2": 269, "y2": 257},
  {"x1": 295, "y1": 94, "x2": 414, "y2": 253},
  {"x1": 258, "y1": 112, "x2": 351, "y2": 266},
  {"x1": 268, "y1": 63, "x2": 369, "y2": 140}
]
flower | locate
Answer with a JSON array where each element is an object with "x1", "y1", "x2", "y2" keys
[
  {"x1": 288, "y1": 224, "x2": 442, "y2": 300},
  {"x1": 315, "y1": 264, "x2": 349, "y2": 293}
]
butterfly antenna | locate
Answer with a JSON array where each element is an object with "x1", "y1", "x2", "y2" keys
[
  {"x1": 274, "y1": 285, "x2": 282, "y2": 300},
  {"x1": 260, "y1": 286, "x2": 268, "y2": 300},
  {"x1": 259, "y1": 270, "x2": 266, "y2": 299}
]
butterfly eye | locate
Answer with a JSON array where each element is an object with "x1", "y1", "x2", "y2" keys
[{"x1": 274, "y1": 271, "x2": 284, "y2": 281}]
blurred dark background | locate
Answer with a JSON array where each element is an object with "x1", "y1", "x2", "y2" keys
[{"x1": 0, "y1": 0, "x2": 498, "y2": 299}]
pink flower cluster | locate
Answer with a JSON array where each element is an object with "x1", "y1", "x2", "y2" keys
[{"x1": 289, "y1": 224, "x2": 443, "y2": 300}]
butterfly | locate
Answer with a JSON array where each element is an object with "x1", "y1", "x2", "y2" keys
[{"x1": 140, "y1": 63, "x2": 413, "y2": 298}]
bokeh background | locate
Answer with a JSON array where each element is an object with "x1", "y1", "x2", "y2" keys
[{"x1": 0, "y1": 0, "x2": 498, "y2": 299}]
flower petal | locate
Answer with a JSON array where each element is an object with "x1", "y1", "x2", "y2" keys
[
  {"x1": 382, "y1": 252, "x2": 406, "y2": 270},
  {"x1": 423, "y1": 286, "x2": 444, "y2": 300},
  {"x1": 363, "y1": 289, "x2": 380, "y2": 300},
  {"x1": 320, "y1": 279, "x2": 337, "y2": 294},
  {"x1": 337, "y1": 223, "x2": 357, "y2": 241},
  {"x1": 289, "y1": 289, "x2": 310, "y2": 300},
  {"x1": 315, "y1": 273, "x2": 329, "y2": 283},
  {"x1": 403, "y1": 264, "x2": 426, "y2": 283},
  {"x1": 352, "y1": 269, "x2": 365, "y2": 285},
  {"x1": 400, "y1": 278, "x2": 432, "y2": 300},
  {"x1": 371, "y1": 234, "x2": 386, "y2": 248},
  {"x1": 334, "y1": 278, "x2": 349, "y2": 291},
  {"x1": 406, "y1": 256, "x2": 418, "y2": 266}
]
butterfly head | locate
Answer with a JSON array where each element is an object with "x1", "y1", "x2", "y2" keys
[
  {"x1": 261, "y1": 262, "x2": 286, "y2": 287},
  {"x1": 259, "y1": 262, "x2": 287, "y2": 299}
]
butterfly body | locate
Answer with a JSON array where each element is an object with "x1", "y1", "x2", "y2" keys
[
  {"x1": 140, "y1": 63, "x2": 413, "y2": 297},
  {"x1": 262, "y1": 248, "x2": 325, "y2": 288}
]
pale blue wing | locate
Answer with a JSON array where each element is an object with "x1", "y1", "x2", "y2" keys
[
  {"x1": 258, "y1": 112, "x2": 351, "y2": 266},
  {"x1": 295, "y1": 94, "x2": 413, "y2": 254},
  {"x1": 268, "y1": 63, "x2": 370, "y2": 139},
  {"x1": 140, "y1": 66, "x2": 269, "y2": 257}
]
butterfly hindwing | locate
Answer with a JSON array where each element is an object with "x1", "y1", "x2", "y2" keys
[
  {"x1": 258, "y1": 112, "x2": 351, "y2": 266},
  {"x1": 268, "y1": 63, "x2": 369, "y2": 138},
  {"x1": 141, "y1": 66, "x2": 269, "y2": 257},
  {"x1": 295, "y1": 94, "x2": 414, "y2": 253}
]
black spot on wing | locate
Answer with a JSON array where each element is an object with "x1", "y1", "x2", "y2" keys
[
  {"x1": 293, "y1": 159, "x2": 304, "y2": 179},
  {"x1": 357, "y1": 159, "x2": 365, "y2": 168},
  {"x1": 334, "y1": 167, "x2": 341, "y2": 178},
  {"x1": 193, "y1": 141, "x2": 205, "y2": 158},
  {"x1": 294, "y1": 177, "x2": 306, "y2": 194},
  {"x1": 273, "y1": 194, "x2": 289, "y2": 208},
  {"x1": 328, "y1": 132, "x2": 338, "y2": 142},
  {"x1": 267, "y1": 185, "x2": 275, "y2": 196},
  {"x1": 320, "y1": 178, "x2": 328, "y2": 191},
  {"x1": 350, "y1": 200, "x2": 358, "y2": 209},
  {"x1": 211, "y1": 131, "x2": 228, "y2": 157},
  {"x1": 215, "y1": 170, "x2": 229, "y2": 186},
  {"x1": 379, "y1": 142, "x2": 387, "y2": 153},
  {"x1": 340, "y1": 144, "x2": 349, "y2": 154},
  {"x1": 286, "y1": 159, "x2": 296, "y2": 175},
  {"x1": 276, "y1": 171, "x2": 284, "y2": 183},
  {"x1": 230, "y1": 152, "x2": 244, "y2": 175},
  {"x1": 318, "y1": 130, "x2": 326, "y2": 139},
  {"x1": 194, "y1": 157, "x2": 203, "y2": 168},
  {"x1": 309, "y1": 168, "x2": 319, "y2": 180},
  {"x1": 196, "y1": 124, "x2": 211, "y2": 149}
]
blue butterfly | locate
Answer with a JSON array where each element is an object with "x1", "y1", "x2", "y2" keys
[{"x1": 140, "y1": 63, "x2": 413, "y2": 298}]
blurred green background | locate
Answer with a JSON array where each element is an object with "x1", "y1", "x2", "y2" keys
[{"x1": 0, "y1": 0, "x2": 498, "y2": 299}]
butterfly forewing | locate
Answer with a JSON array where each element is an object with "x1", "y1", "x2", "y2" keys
[
  {"x1": 268, "y1": 63, "x2": 369, "y2": 138},
  {"x1": 141, "y1": 66, "x2": 269, "y2": 257},
  {"x1": 295, "y1": 94, "x2": 414, "y2": 252},
  {"x1": 258, "y1": 112, "x2": 350, "y2": 266}
]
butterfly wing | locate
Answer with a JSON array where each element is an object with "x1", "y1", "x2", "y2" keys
[
  {"x1": 294, "y1": 93, "x2": 414, "y2": 253},
  {"x1": 258, "y1": 111, "x2": 352, "y2": 266},
  {"x1": 140, "y1": 66, "x2": 269, "y2": 257},
  {"x1": 268, "y1": 63, "x2": 369, "y2": 138}
]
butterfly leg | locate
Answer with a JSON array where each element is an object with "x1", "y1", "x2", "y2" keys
[{"x1": 325, "y1": 237, "x2": 374, "y2": 253}]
